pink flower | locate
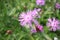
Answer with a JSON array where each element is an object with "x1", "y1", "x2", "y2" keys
[
  {"x1": 19, "y1": 8, "x2": 43, "y2": 33},
  {"x1": 19, "y1": 8, "x2": 41, "y2": 27},
  {"x1": 56, "y1": 3, "x2": 60, "y2": 9},
  {"x1": 36, "y1": 0, "x2": 45, "y2": 6},
  {"x1": 19, "y1": 12, "x2": 33, "y2": 27},
  {"x1": 33, "y1": 19, "x2": 43, "y2": 32},
  {"x1": 46, "y1": 17, "x2": 60, "y2": 31},
  {"x1": 27, "y1": 8, "x2": 41, "y2": 18},
  {"x1": 36, "y1": 25, "x2": 43, "y2": 32}
]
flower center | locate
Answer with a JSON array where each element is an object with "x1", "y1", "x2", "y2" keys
[{"x1": 25, "y1": 15, "x2": 32, "y2": 21}]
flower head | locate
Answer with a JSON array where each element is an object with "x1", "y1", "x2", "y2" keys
[
  {"x1": 19, "y1": 8, "x2": 41, "y2": 26},
  {"x1": 36, "y1": 0, "x2": 45, "y2": 6},
  {"x1": 46, "y1": 18, "x2": 60, "y2": 31},
  {"x1": 36, "y1": 25, "x2": 43, "y2": 32},
  {"x1": 19, "y1": 12, "x2": 33, "y2": 27},
  {"x1": 19, "y1": 8, "x2": 42, "y2": 33},
  {"x1": 56, "y1": 3, "x2": 60, "y2": 9},
  {"x1": 27, "y1": 8, "x2": 41, "y2": 18},
  {"x1": 33, "y1": 19, "x2": 43, "y2": 32}
]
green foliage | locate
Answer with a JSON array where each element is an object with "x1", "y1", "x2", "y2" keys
[{"x1": 0, "y1": 0, "x2": 60, "y2": 40}]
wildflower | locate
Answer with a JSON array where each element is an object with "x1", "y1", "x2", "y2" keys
[
  {"x1": 19, "y1": 12, "x2": 33, "y2": 27},
  {"x1": 36, "y1": 0, "x2": 45, "y2": 6},
  {"x1": 19, "y1": 8, "x2": 43, "y2": 33},
  {"x1": 19, "y1": 8, "x2": 41, "y2": 27},
  {"x1": 46, "y1": 17, "x2": 60, "y2": 31},
  {"x1": 36, "y1": 25, "x2": 43, "y2": 32},
  {"x1": 27, "y1": 8, "x2": 41, "y2": 18},
  {"x1": 56, "y1": 3, "x2": 60, "y2": 9},
  {"x1": 33, "y1": 19, "x2": 43, "y2": 32}
]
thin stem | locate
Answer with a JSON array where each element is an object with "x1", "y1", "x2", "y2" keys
[{"x1": 41, "y1": 32, "x2": 52, "y2": 40}]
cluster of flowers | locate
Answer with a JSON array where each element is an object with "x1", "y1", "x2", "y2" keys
[
  {"x1": 19, "y1": 0, "x2": 60, "y2": 33},
  {"x1": 19, "y1": 8, "x2": 43, "y2": 33}
]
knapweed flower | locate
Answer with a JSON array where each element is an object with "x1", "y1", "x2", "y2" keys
[
  {"x1": 19, "y1": 8, "x2": 43, "y2": 33},
  {"x1": 46, "y1": 17, "x2": 60, "y2": 31},
  {"x1": 19, "y1": 12, "x2": 33, "y2": 27},
  {"x1": 36, "y1": 25, "x2": 43, "y2": 32},
  {"x1": 33, "y1": 19, "x2": 43, "y2": 32},
  {"x1": 36, "y1": 0, "x2": 45, "y2": 6},
  {"x1": 31, "y1": 24, "x2": 43, "y2": 33},
  {"x1": 27, "y1": 8, "x2": 41, "y2": 18},
  {"x1": 19, "y1": 8, "x2": 41, "y2": 27},
  {"x1": 56, "y1": 3, "x2": 60, "y2": 9}
]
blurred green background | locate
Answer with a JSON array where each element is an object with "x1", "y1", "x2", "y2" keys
[{"x1": 0, "y1": 0, "x2": 60, "y2": 40}]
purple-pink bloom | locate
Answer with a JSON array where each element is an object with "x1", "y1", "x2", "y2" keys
[
  {"x1": 19, "y1": 12, "x2": 33, "y2": 27},
  {"x1": 31, "y1": 27, "x2": 37, "y2": 33},
  {"x1": 19, "y1": 8, "x2": 41, "y2": 27},
  {"x1": 56, "y1": 3, "x2": 60, "y2": 9},
  {"x1": 19, "y1": 8, "x2": 43, "y2": 33},
  {"x1": 33, "y1": 19, "x2": 43, "y2": 32},
  {"x1": 27, "y1": 8, "x2": 41, "y2": 18},
  {"x1": 31, "y1": 24, "x2": 43, "y2": 33},
  {"x1": 36, "y1": 0, "x2": 45, "y2": 6},
  {"x1": 36, "y1": 25, "x2": 43, "y2": 32},
  {"x1": 46, "y1": 18, "x2": 60, "y2": 31}
]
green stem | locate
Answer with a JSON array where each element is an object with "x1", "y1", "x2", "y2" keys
[
  {"x1": 19, "y1": 34, "x2": 34, "y2": 40},
  {"x1": 41, "y1": 32, "x2": 52, "y2": 40}
]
